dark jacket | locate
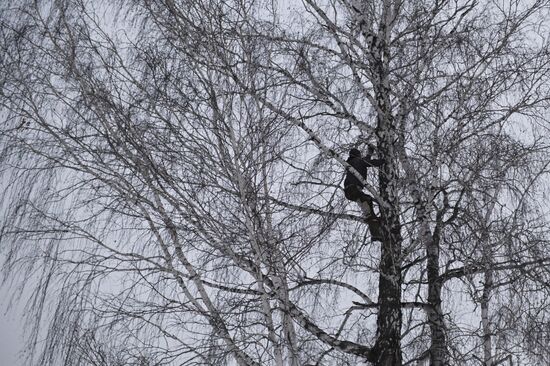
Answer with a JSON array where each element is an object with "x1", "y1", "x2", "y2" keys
[{"x1": 344, "y1": 155, "x2": 383, "y2": 188}]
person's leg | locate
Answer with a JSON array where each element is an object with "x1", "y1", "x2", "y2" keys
[
  {"x1": 358, "y1": 192, "x2": 375, "y2": 217},
  {"x1": 367, "y1": 219, "x2": 384, "y2": 241},
  {"x1": 345, "y1": 185, "x2": 375, "y2": 216},
  {"x1": 344, "y1": 185, "x2": 361, "y2": 201},
  {"x1": 359, "y1": 193, "x2": 383, "y2": 240},
  {"x1": 345, "y1": 186, "x2": 383, "y2": 241}
]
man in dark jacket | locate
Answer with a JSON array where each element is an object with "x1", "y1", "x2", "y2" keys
[{"x1": 344, "y1": 147, "x2": 383, "y2": 217}]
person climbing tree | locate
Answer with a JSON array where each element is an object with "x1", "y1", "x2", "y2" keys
[
  {"x1": 344, "y1": 146, "x2": 383, "y2": 216},
  {"x1": 344, "y1": 146, "x2": 384, "y2": 241}
]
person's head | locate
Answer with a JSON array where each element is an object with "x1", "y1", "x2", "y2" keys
[{"x1": 349, "y1": 148, "x2": 361, "y2": 158}]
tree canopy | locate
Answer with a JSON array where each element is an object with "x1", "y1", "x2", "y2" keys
[{"x1": 2, "y1": 1, "x2": 550, "y2": 365}]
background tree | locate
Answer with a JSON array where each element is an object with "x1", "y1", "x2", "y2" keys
[{"x1": 2, "y1": 0, "x2": 550, "y2": 365}]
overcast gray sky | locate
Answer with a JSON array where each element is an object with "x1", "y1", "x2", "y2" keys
[{"x1": 0, "y1": 274, "x2": 24, "y2": 365}]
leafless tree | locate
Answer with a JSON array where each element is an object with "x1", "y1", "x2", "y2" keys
[{"x1": 2, "y1": 1, "x2": 550, "y2": 365}]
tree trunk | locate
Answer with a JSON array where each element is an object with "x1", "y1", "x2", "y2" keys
[
  {"x1": 482, "y1": 268, "x2": 493, "y2": 366},
  {"x1": 481, "y1": 190, "x2": 499, "y2": 366},
  {"x1": 372, "y1": 110, "x2": 403, "y2": 365},
  {"x1": 426, "y1": 232, "x2": 446, "y2": 366},
  {"x1": 372, "y1": 166, "x2": 403, "y2": 365}
]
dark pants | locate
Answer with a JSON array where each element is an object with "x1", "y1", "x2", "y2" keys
[
  {"x1": 344, "y1": 185, "x2": 374, "y2": 210},
  {"x1": 344, "y1": 185, "x2": 383, "y2": 241}
]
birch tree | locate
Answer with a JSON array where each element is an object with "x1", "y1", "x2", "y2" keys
[{"x1": 2, "y1": 1, "x2": 550, "y2": 365}]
